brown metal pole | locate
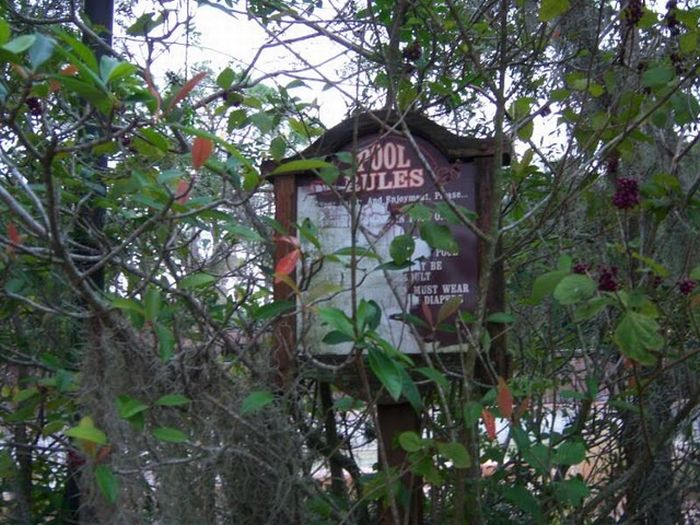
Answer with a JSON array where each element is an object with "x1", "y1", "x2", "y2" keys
[{"x1": 377, "y1": 403, "x2": 423, "y2": 525}]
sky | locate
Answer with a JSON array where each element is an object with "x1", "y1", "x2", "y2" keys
[{"x1": 118, "y1": 0, "x2": 352, "y2": 127}]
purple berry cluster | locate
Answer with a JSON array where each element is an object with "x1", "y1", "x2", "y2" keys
[
  {"x1": 665, "y1": 0, "x2": 680, "y2": 35},
  {"x1": 678, "y1": 279, "x2": 696, "y2": 296},
  {"x1": 670, "y1": 52, "x2": 686, "y2": 75},
  {"x1": 573, "y1": 262, "x2": 591, "y2": 274},
  {"x1": 624, "y1": 0, "x2": 644, "y2": 27},
  {"x1": 612, "y1": 177, "x2": 641, "y2": 210},
  {"x1": 25, "y1": 97, "x2": 43, "y2": 117},
  {"x1": 598, "y1": 266, "x2": 619, "y2": 292},
  {"x1": 402, "y1": 41, "x2": 422, "y2": 61}
]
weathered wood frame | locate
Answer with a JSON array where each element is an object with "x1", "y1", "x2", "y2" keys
[{"x1": 266, "y1": 111, "x2": 509, "y2": 387}]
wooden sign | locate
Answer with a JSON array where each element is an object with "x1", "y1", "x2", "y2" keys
[
  {"x1": 296, "y1": 133, "x2": 478, "y2": 354},
  {"x1": 267, "y1": 111, "x2": 508, "y2": 379}
]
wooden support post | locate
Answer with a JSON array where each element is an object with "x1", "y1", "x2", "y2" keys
[
  {"x1": 377, "y1": 403, "x2": 423, "y2": 525},
  {"x1": 272, "y1": 174, "x2": 297, "y2": 388}
]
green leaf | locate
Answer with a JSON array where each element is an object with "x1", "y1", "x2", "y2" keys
[
  {"x1": 588, "y1": 83, "x2": 605, "y2": 97},
  {"x1": 143, "y1": 286, "x2": 161, "y2": 322},
  {"x1": 13, "y1": 387, "x2": 38, "y2": 403},
  {"x1": 106, "y1": 61, "x2": 136, "y2": 83},
  {"x1": 116, "y1": 395, "x2": 148, "y2": 420},
  {"x1": 433, "y1": 201, "x2": 477, "y2": 224},
  {"x1": 54, "y1": 76, "x2": 111, "y2": 111},
  {"x1": 126, "y1": 12, "x2": 163, "y2": 36},
  {"x1": 94, "y1": 465, "x2": 119, "y2": 504},
  {"x1": 216, "y1": 67, "x2": 235, "y2": 89},
  {"x1": 437, "y1": 441, "x2": 471, "y2": 468},
  {"x1": 553, "y1": 440, "x2": 586, "y2": 465},
  {"x1": 152, "y1": 426, "x2": 187, "y2": 443},
  {"x1": 614, "y1": 311, "x2": 662, "y2": 365},
  {"x1": 224, "y1": 223, "x2": 264, "y2": 242},
  {"x1": 398, "y1": 431, "x2": 424, "y2": 452},
  {"x1": 299, "y1": 217, "x2": 320, "y2": 248},
  {"x1": 52, "y1": 28, "x2": 98, "y2": 71},
  {"x1": 155, "y1": 394, "x2": 191, "y2": 407},
  {"x1": 530, "y1": 270, "x2": 568, "y2": 303},
  {"x1": 2, "y1": 34, "x2": 36, "y2": 54},
  {"x1": 333, "y1": 396, "x2": 363, "y2": 411},
  {"x1": 179, "y1": 272, "x2": 216, "y2": 289},
  {"x1": 390, "y1": 234, "x2": 415, "y2": 265},
  {"x1": 333, "y1": 246, "x2": 379, "y2": 259},
  {"x1": 318, "y1": 307, "x2": 354, "y2": 338},
  {"x1": 573, "y1": 296, "x2": 609, "y2": 322},
  {"x1": 322, "y1": 330, "x2": 355, "y2": 345},
  {"x1": 416, "y1": 367, "x2": 449, "y2": 389},
  {"x1": 553, "y1": 477, "x2": 589, "y2": 506},
  {"x1": 511, "y1": 425, "x2": 530, "y2": 451},
  {"x1": 486, "y1": 312, "x2": 514, "y2": 323},
  {"x1": 403, "y1": 202, "x2": 433, "y2": 221},
  {"x1": 539, "y1": 0, "x2": 570, "y2": 21},
  {"x1": 419, "y1": 223, "x2": 458, "y2": 253},
  {"x1": 557, "y1": 254, "x2": 572, "y2": 272},
  {"x1": 0, "y1": 20, "x2": 10, "y2": 45},
  {"x1": 270, "y1": 159, "x2": 336, "y2": 175},
  {"x1": 517, "y1": 121, "x2": 533, "y2": 141},
  {"x1": 680, "y1": 32, "x2": 697, "y2": 53},
  {"x1": 357, "y1": 299, "x2": 381, "y2": 332},
  {"x1": 400, "y1": 368, "x2": 422, "y2": 412},
  {"x1": 367, "y1": 347, "x2": 403, "y2": 401},
  {"x1": 42, "y1": 420, "x2": 66, "y2": 436},
  {"x1": 254, "y1": 300, "x2": 294, "y2": 321},
  {"x1": 241, "y1": 390, "x2": 274, "y2": 414},
  {"x1": 333, "y1": 396, "x2": 365, "y2": 412},
  {"x1": 512, "y1": 96, "x2": 534, "y2": 119},
  {"x1": 65, "y1": 420, "x2": 107, "y2": 445},
  {"x1": 553, "y1": 274, "x2": 596, "y2": 305},
  {"x1": 154, "y1": 324, "x2": 175, "y2": 362},
  {"x1": 642, "y1": 65, "x2": 674, "y2": 88},
  {"x1": 28, "y1": 34, "x2": 55, "y2": 69},
  {"x1": 504, "y1": 485, "x2": 544, "y2": 523},
  {"x1": 462, "y1": 401, "x2": 482, "y2": 427},
  {"x1": 522, "y1": 443, "x2": 550, "y2": 473},
  {"x1": 269, "y1": 136, "x2": 286, "y2": 160},
  {"x1": 409, "y1": 454, "x2": 442, "y2": 485},
  {"x1": 690, "y1": 265, "x2": 700, "y2": 281}
]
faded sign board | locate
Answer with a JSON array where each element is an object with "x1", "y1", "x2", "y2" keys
[{"x1": 296, "y1": 133, "x2": 478, "y2": 355}]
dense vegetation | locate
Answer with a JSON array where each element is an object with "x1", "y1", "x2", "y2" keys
[{"x1": 1, "y1": 0, "x2": 699, "y2": 523}]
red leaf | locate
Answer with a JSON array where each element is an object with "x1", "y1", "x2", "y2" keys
[
  {"x1": 6, "y1": 222, "x2": 21, "y2": 254},
  {"x1": 95, "y1": 444, "x2": 112, "y2": 464},
  {"x1": 60, "y1": 64, "x2": 79, "y2": 76},
  {"x1": 497, "y1": 376, "x2": 513, "y2": 420},
  {"x1": 514, "y1": 397, "x2": 530, "y2": 422},
  {"x1": 175, "y1": 179, "x2": 192, "y2": 204},
  {"x1": 421, "y1": 301, "x2": 434, "y2": 329},
  {"x1": 274, "y1": 249, "x2": 300, "y2": 283},
  {"x1": 191, "y1": 137, "x2": 213, "y2": 170},
  {"x1": 167, "y1": 71, "x2": 207, "y2": 111},
  {"x1": 144, "y1": 69, "x2": 162, "y2": 115},
  {"x1": 482, "y1": 410, "x2": 496, "y2": 441},
  {"x1": 275, "y1": 235, "x2": 300, "y2": 248},
  {"x1": 437, "y1": 296, "x2": 462, "y2": 325}
]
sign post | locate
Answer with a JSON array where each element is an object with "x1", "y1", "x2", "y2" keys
[{"x1": 266, "y1": 111, "x2": 508, "y2": 524}]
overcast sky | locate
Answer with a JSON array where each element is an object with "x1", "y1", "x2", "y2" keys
[{"x1": 117, "y1": 0, "x2": 351, "y2": 127}]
